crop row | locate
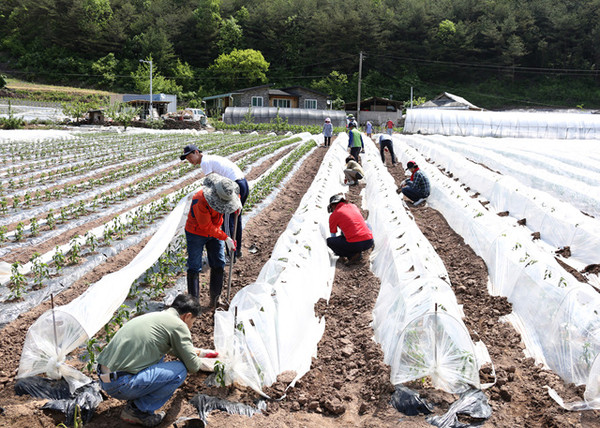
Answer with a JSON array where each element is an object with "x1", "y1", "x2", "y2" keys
[
  {"x1": 1, "y1": 132, "x2": 318, "y2": 331},
  {"x1": 244, "y1": 139, "x2": 317, "y2": 211}
]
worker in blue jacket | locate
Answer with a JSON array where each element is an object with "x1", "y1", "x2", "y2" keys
[{"x1": 347, "y1": 121, "x2": 364, "y2": 162}]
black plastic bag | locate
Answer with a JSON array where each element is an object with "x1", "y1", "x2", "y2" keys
[
  {"x1": 15, "y1": 376, "x2": 71, "y2": 400},
  {"x1": 426, "y1": 388, "x2": 491, "y2": 428},
  {"x1": 391, "y1": 384, "x2": 434, "y2": 416},
  {"x1": 190, "y1": 393, "x2": 262, "y2": 423},
  {"x1": 15, "y1": 377, "x2": 103, "y2": 425}
]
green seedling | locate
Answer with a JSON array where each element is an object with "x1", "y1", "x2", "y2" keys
[{"x1": 8, "y1": 261, "x2": 27, "y2": 300}]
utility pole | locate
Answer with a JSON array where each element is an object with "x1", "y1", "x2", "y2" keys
[
  {"x1": 139, "y1": 59, "x2": 153, "y2": 119},
  {"x1": 356, "y1": 51, "x2": 363, "y2": 126}
]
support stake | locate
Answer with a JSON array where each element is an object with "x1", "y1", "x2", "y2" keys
[{"x1": 51, "y1": 294, "x2": 59, "y2": 357}]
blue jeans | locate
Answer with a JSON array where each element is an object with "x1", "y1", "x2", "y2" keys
[
  {"x1": 99, "y1": 359, "x2": 187, "y2": 413},
  {"x1": 402, "y1": 186, "x2": 427, "y2": 202},
  {"x1": 186, "y1": 231, "x2": 226, "y2": 272}
]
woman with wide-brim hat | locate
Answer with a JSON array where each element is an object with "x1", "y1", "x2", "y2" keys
[{"x1": 185, "y1": 174, "x2": 242, "y2": 308}]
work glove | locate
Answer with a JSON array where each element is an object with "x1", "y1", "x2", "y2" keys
[
  {"x1": 225, "y1": 237, "x2": 236, "y2": 252},
  {"x1": 195, "y1": 348, "x2": 219, "y2": 358}
]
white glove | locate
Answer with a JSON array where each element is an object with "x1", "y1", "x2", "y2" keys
[{"x1": 225, "y1": 237, "x2": 236, "y2": 252}]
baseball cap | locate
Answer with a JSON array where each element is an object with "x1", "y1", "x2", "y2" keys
[{"x1": 180, "y1": 144, "x2": 200, "y2": 160}]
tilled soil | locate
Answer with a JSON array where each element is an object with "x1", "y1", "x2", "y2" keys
[{"x1": 1, "y1": 139, "x2": 599, "y2": 427}]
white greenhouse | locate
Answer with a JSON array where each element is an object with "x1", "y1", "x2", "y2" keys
[{"x1": 404, "y1": 108, "x2": 600, "y2": 140}]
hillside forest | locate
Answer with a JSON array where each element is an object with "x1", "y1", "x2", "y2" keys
[{"x1": 1, "y1": 0, "x2": 600, "y2": 109}]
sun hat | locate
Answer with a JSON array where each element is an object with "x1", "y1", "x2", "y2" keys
[
  {"x1": 325, "y1": 117, "x2": 331, "y2": 123},
  {"x1": 406, "y1": 161, "x2": 417, "y2": 169},
  {"x1": 180, "y1": 144, "x2": 200, "y2": 160},
  {"x1": 327, "y1": 193, "x2": 346, "y2": 213},
  {"x1": 203, "y1": 174, "x2": 242, "y2": 214}
]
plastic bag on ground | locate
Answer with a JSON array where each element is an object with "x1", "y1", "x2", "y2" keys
[
  {"x1": 426, "y1": 388, "x2": 492, "y2": 428},
  {"x1": 15, "y1": 377, "x2": 103, "y2": 424},
  {"x1": 189, "y1": 393, "x2": 262, "y2": 423},
  {"x1": 390, "y1": 384, "x2": 434, "y2": 416}
]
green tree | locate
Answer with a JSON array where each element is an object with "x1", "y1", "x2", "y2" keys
[
  {"x1": 91, "y1": 53, "x2": 118, "y2": 87},
  {"x1": 217, "y1": 16, "x2": 243, "y2": 54},
  {"x1": 106, "y1": 102, "x2": 140, "y2": 131},
  {"x1": 171, "y1": 59, "x2": 195, "y2": 92},
  {"x1": 310, "y1": 71, "x2": 348, "y2": 102},
  {"x1": 62, "y1": 101, "x2": 99, "y2": 123},
  {"x1": 191, "y1": 0, "x2": 222, "y2": 63},
  {"x1": 132, "y1": 57, "x2": 182, "y2": 96},
  {"x1": 129, "y1": 31, "x2": 176, "y2": 71},
  {"x1": 80, "y1": 0, "x2": 113, "y2": 31},
  {"x1": 209, "y1": 49, "x2": 269, "y2": 90},
  {"x1": 437, "y1": 19, "x2": 457, "y2": 44}
]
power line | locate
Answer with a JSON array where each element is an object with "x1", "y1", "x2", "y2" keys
[{"x1": 370, "y1": 53, "x2": 600, "y2": 75}]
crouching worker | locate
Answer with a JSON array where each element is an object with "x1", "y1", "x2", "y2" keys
[
  {"x1": 326, "y1": 194, "x2": 374, "y2": 265},
  {"x1": 97, "y1": 294, "x2": 204, "y2": 427},
  {"x1": 399, "y1": 160, "x2": 430, "y2": 206},
  {"x1": 343, "y1": 155, "x2": 365, "y2": 186},
  {"x1": 186, "y1": 174, "x2": 242, "y2": 308}
]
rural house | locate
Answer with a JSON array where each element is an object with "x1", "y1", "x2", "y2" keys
[
  {"x1": 203, "y1": 85, "x2": 330, "y2": 118},
  {"x1": 414, "y1": 92, "x2": 482, "y2": 110},
  {"x1": 115, "y1": 93, "x2": 178, "y2": 119},
  {"x1": 344, "y1": 96, "x2": 405, "y2": 127}
]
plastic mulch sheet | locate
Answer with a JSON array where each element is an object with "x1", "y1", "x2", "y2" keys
[{"x1": 15, "y1": 377, "x2": 103, "y2": 424}]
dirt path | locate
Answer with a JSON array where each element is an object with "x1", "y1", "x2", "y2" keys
[{"x1": 1, "y1": 140, "x2": 599, "y2": 427}]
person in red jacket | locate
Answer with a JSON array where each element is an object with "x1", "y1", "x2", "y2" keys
[
  {"x1": 326, "y1": 194, "x2": 374, "y2": 265},
  {"x1": 186, "y1": 174, "x2": 241, "y2": 308},
  {"x1": 386, "y1": 119, "x2": 394, "y2": 135}
]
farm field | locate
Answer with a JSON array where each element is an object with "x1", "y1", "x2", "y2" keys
[{"x1": 0, "y1": 128, "x2": 599, "y2": 428}]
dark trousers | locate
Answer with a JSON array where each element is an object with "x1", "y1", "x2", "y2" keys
[
  {"x1": 222, "y1": 178, "x2": 249, "y2": 257},
  {"x1": 401, "y1": 186, "x2": 428, "y2": 202},
  {"x1": 324, "y1": 136, "x2": 332, "y2": 146},
  {"x1": 327, "y1": 235, "x2": 374, "y2": 258},
  {"x1": 380, "y1": 140, "x2": 396, "y2": 164},
  {"x1": 350, "y1": 146, "x2": 361, "y2": 162}
]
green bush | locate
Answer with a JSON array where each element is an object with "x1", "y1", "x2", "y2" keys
[
  {"x1": 211, "y1": 119, "x2": 334, "y2": 135},
  {"x1": 0, "y1": 116, "x2": 25, "y2": 129},
  {"x1": 0, "y1": 101, "x2": 25, "y2": 129}
]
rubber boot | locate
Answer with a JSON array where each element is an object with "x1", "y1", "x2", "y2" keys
[
  {"x1": 187, "y1": 270, "x2": 199, "y2": 299},
  {"x1": 209, "y1": 267, "x2": 225, "y2": 308}
]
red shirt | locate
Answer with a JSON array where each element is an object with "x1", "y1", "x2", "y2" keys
[
  {"x1": 185, "y1": 189, "x2": 228, "y2": 239},
  {"x1": 386, "y1": 120, "x2": 394, "y2": 129},
  {"x1": 329, "y1": 202, "x2": 373, "y2": 242}
]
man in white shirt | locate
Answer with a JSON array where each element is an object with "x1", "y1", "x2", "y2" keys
[{"x1": 181, "y1": 145, "x2": 248, "y2": 261}]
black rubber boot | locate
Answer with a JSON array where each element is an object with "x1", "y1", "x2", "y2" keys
[
  {"x1": 209, "y1": 267, "x2": 225, "y2": 308},
  {"x1": 187, "y1": 269, "x2": 199, "y2": 299}
]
